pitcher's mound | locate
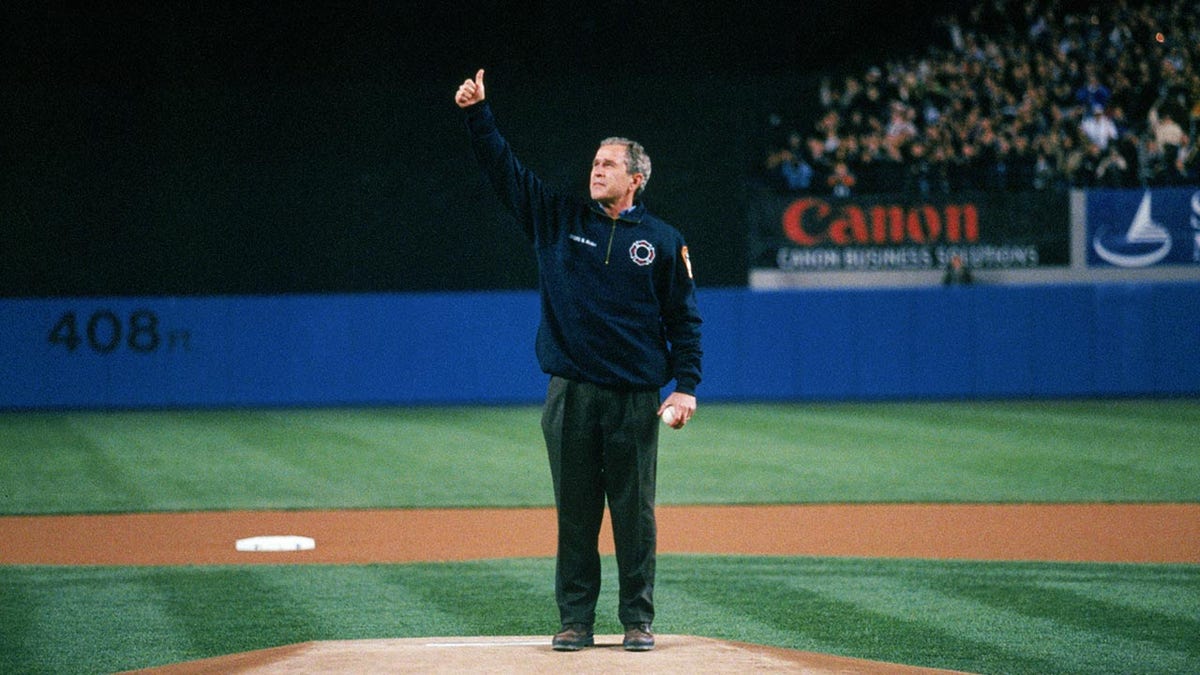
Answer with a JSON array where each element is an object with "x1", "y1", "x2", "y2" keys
[{"x1": 124, "y1": 634, "x2": 972, "y2": 674}]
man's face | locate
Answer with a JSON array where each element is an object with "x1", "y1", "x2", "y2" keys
[{"x1": 590, "y1": 144, "x2": 640, "y2": 204}]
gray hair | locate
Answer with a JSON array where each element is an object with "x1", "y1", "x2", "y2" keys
[{"x1": 600, "y1": 136, "x2": 651, "y2": 195}]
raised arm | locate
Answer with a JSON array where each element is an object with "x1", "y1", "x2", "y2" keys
[
  {"x1": 455, "y1": 69, "x2": 557, "y2": 243},
  {"x1": 455, "y1": 69, "x2": 486, "y2": 108}
]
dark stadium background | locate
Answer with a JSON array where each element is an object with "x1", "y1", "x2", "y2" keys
[{"x1": 5, "y1": 1, "x2": 990, "y2": 296}]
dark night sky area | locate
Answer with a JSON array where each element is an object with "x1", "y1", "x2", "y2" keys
[
  {"x1": 2, "y1": 1, "x2": 969, "y2": 295},
  {"x1": 4, "y1": 2, "x2": 967, "y2": 86}
]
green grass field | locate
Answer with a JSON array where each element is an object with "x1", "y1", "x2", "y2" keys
[{"x1": 2, "y1": 400, "x2": 1199, "y2": 673}]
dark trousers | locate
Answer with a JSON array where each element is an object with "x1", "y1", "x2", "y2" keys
[{"x1": 541, "y1": 376, "x2": 660, "y2": 627}]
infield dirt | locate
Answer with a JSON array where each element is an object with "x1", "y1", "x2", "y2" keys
[{"x1": 2, "y1": 502, "x2": 1197, "y2": 565}]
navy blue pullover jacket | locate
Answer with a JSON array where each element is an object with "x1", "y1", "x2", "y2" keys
[{"x1": 465, "y1": 102, "x2": 702, "y2": 394}]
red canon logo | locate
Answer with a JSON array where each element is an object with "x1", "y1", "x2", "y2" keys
[{"x1": 781, "y1": 198, "x2": 980, "y2": 246}]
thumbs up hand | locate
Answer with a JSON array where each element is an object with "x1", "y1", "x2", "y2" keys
[{"x1": 455, "y1": 69, "x2": 486, "y2": 108}]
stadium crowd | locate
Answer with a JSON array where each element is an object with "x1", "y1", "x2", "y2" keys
[{"x1": 761, "y1": 0, "x2": 1199, "y2": 195}]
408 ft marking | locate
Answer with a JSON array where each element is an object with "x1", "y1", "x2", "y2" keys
[{"x1": 48, "y1": 310, "x2": 191, "y2": 354}]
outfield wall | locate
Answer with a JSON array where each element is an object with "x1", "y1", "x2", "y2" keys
[{"x1": 2, "y1": 283, "x2": 1198, "y2": 409}]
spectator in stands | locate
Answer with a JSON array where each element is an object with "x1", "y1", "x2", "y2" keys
[
  {"x1": 854, "y1": 133, "x2": 885, "y2": 194},
  {"x1": 905, "y1": 141, "x2": 934, "y2": 195},
  {"x1": 817, "y1": 110, "x2": 842, "y2": 155},
  {"x1": 1075, "y1": 71, "x2": 1112, "y2": 111},
  {"x1": 805, "y1": 136, "x2": 833, "y2": 189},
  {"x1": 876, "y1": 138, "x2": 909, "y2": 191},
  {"x1": 1166, "y1": 138, "x2": 1194, "y2": 185},
  {"x1": 942, "y1": 254, "x2": 974, "y2": 285},
  {"x1": 1081, "y1": 105, "x2": 1120, "y2": 151},
  {"x1": 1032, "y1": 140, "x2": 1060, "y2": 191},
  {"x1": 1095, "y1": 145, "x2": 1131, "y2": 187},
  {"x1": 763, "y1": 130, "x2": 815, "y2": 193},
  {"x1": 885, "y1": 102, "x2": 918, "y2": 146},
  {"x1": 1073, "y1": 142, "x2": 1104, "y2": 187},
  {"x1": 1137, "y1": 137, "x2": 1171, "y2": 186},
  {"x1": 826, "y1": 160, "x2": 857, "y2": 197},
  {"x1": 1007, "y1": 133, "x2": 1040, "y2": 190},
  {"x1": 1178, "y1": 141, "x2": 1198, "y2": 182},
  {"x1": 928, "y1": 143, "x2": 953, "y2": 195},
  {"x1": 1150, "y1": 104, "x2": 1187, "y2": 157},
  {"x1": 1189, "y1": 73, "x2": 1200, "y2": 132},
  {"x1": 1107, "y1": 104, "x2": 1135, "y2": 140},
  {"x1": 952, "y1": 141, "x2": 987, "y2": 192},
  {"x1": 758, "y1": 0, "x2": 1197, "y2": 194}
]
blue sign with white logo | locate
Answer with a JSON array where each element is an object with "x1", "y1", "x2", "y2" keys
[{"x1": 1087, "y1": 187, "x2": 1200, "y2": 267}]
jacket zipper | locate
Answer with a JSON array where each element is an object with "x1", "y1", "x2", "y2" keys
[{"x1": 604, "y1": 219, "x2": 618, "y2": 265}]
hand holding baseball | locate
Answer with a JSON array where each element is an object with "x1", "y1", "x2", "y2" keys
[
  {"x1": 659, "y1": 392, "x2": 696, "y2": 430},
  {"x1": 661, "y1": 406, "x2": 677, "y2": 426},
  {"x1": 455, "y1": 69, "x2": 486, "y2": 108}
]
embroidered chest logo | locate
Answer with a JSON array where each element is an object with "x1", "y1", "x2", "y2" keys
[{"x1": 629, "y1": 240, "x2": 656, "y2": 266}]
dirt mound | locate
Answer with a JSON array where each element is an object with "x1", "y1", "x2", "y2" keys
[{"x1": 120, "y1": 634, "x2": 973, "y2": 674}]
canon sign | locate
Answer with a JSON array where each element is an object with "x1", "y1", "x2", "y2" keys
[
  {"x1": 781, "y1": 198, "x2": 980, "y2": 246},
  {"x1": 750, "y1": 188, "x2": 1069, "y2": 274}
]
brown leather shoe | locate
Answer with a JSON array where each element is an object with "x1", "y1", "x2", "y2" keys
[
  {"x1": 623, "y1": 623, "x2": 655, "y2": 651},
  {"x1": 551, "y1": 623, "x2": 594, "y2": 651}
]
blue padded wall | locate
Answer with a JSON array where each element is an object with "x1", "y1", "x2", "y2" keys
[{"x1": 2, "y1": 283, "x2": 1196, "y2": 409}]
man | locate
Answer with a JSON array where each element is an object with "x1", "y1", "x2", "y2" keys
[
  {"x1": 454, "y1": 69, "x2": 702, "y2": 652},
  {"x1": 941, "y1": 253, "x2": 973, "y2": 286},
  {"x1": 1080, "y1": 104, "x2": 1119, "y2": 152}
]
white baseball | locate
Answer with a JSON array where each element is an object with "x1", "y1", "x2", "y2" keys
[{"x1": 661, "y1": 406, "x2": 677, "y2": 426}]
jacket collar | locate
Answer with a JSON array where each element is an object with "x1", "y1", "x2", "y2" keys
[{"x1": 590, "y1": 201, "x2": 645, "y2": 223}]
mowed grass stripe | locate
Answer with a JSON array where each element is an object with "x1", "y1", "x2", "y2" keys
[
  {"x1": 2, "y1": 400, "x2": 1198, "y2": 514},
  {"x1": 1083, "y1": 577, "x2": 1200, "y2": 622},
  {"x1": 819, "y1": 574, "x2": 1062, "y2": 674},
  {"x1": 0, "y1": 572, "x2": 39, "y2": 673},
  {"x1": 662, "y1": 556, "x2": 1059, "y2": 674},
  {"x1": 385, "y1": 559, "x2": 558, "y2": 637},
  {"x1": 662, "y1": 557, "x2": 1200, "y2": 674},
  {"x1": 2, "y1": 558, "x2": 1198, "y2": 674},
  {"x1": 930, "y1": 575, "x2": 1200, "y2": 666},
  {"x1": 0, "y1": 567, "x2": 192, "y2": 674},
  {"x1": 664, "y1": 571, "x2": 834, "y2": 654},
  {"x1": 147, "y1": 567, "x2": 327, "y2": 663},
  {"x1": 659, "y1": 400, "x2": 1200, "y2": 504},
  {"x1": 0, "y1": 414, "x2": 148, "y2": 512},
  {"x1": 838, "y1": 573, "x2": 1194, "y2": 674}
]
